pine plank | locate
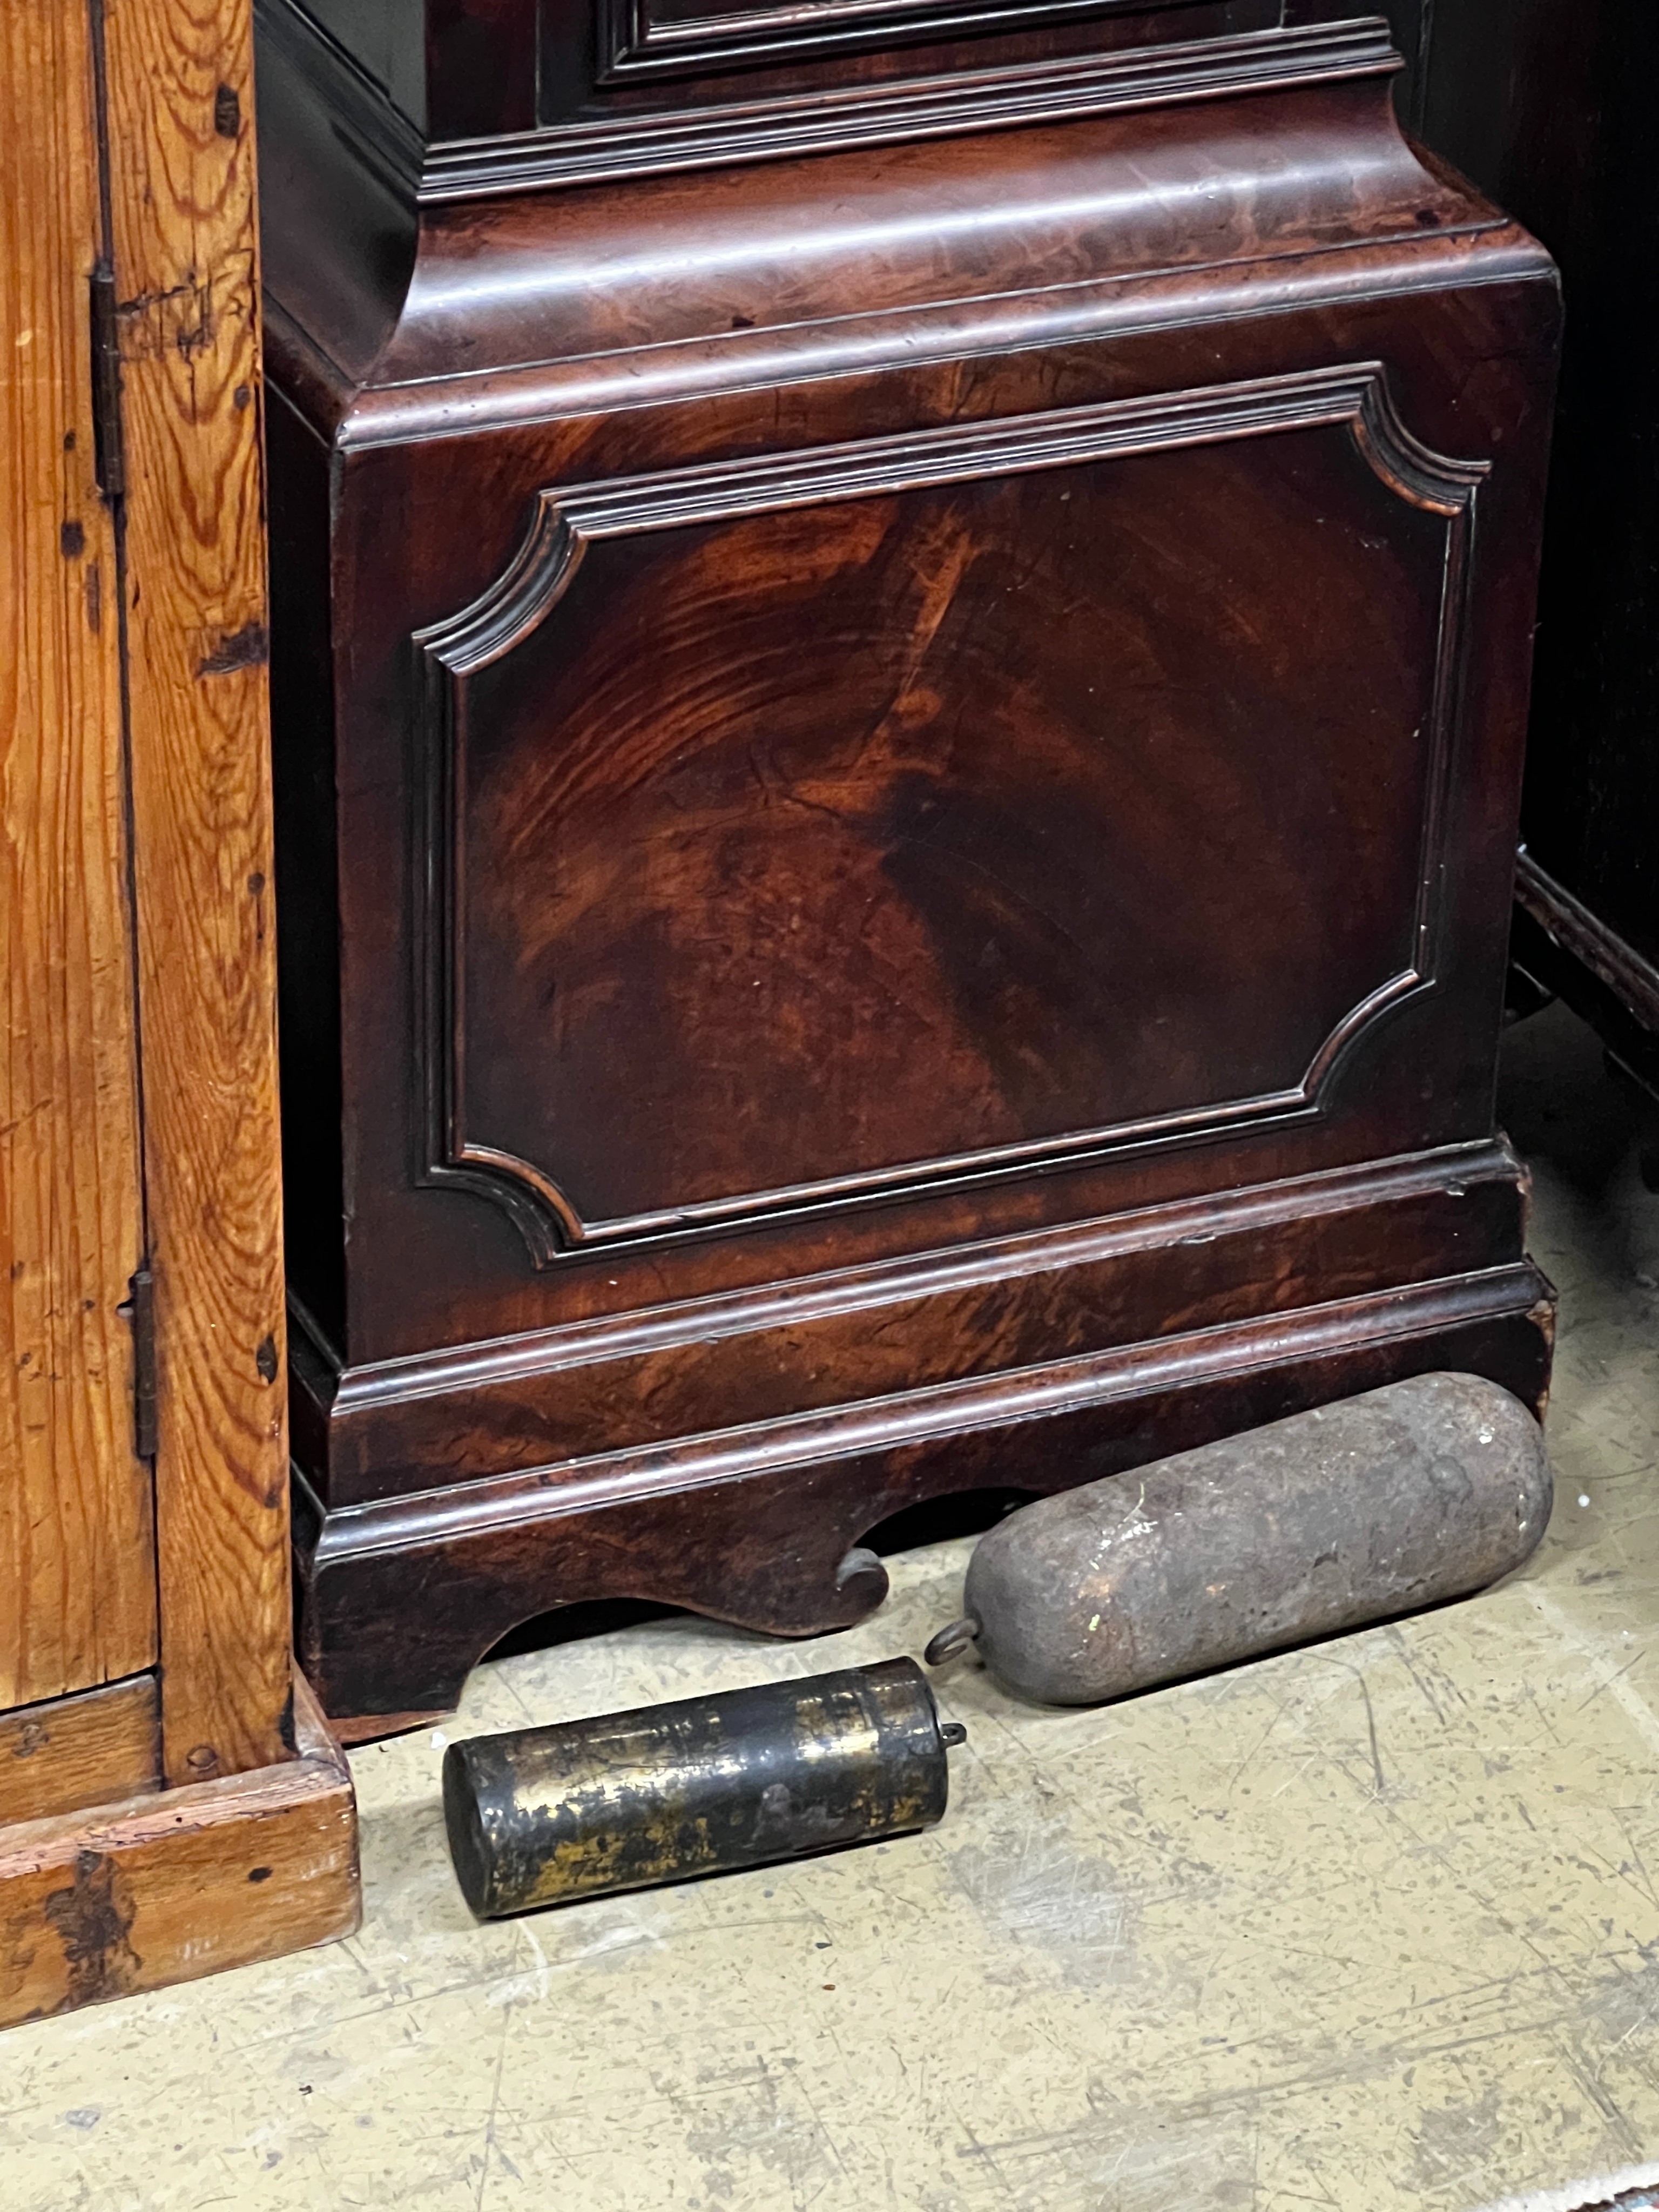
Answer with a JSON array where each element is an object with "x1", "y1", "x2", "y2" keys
[
  {"x1": 0, "y1": 1675, "x2": 160, "y2": 1826},
  {"x1": 100, "y1": 0, "x2": 292, "y2": 1782},
  {"x1": 0, "y1": 0, "x2": 156, "y2": 1710}
]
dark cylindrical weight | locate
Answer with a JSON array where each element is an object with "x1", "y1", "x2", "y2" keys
[
  {"x1": 932, "y1": 1372, "x2": 1552, "y2": 1705},
  {"x1": 443, "y1": 1656, "x2": 962, "y2": 1919}
]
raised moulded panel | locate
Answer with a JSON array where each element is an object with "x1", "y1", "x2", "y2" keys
[
  {"x1": 594, "y1": 0, "x2": 1199, "y2": 84},
  {"x1": 415, "y1": 366, "x2": 1484, "y2": 1263}
]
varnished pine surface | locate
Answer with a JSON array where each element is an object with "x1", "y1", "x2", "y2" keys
[
  {"x1": 0, "y1": 0, "x2": 154, "y2": 1711},
  {"x1": 102, "y1": 0, "x2": 293, "y2": 1783}
]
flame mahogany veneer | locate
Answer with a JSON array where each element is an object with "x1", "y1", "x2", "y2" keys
[{"x1": 257, "y1": 0, "x2": 1560, "y2": 1727}]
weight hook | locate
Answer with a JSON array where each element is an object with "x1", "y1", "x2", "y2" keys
[{"x1": 924, "y1": 1616, "x2": 980, "y2": 1668}]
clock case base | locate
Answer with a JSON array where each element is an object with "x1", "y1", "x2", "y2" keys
[{"x1": 258, "y1": 5, "x2": 1560, "y2": 1726}]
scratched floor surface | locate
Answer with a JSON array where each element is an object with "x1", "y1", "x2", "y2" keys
[{"x1": 5, "y1": 999, "x2": 1659, "y2": 2210}]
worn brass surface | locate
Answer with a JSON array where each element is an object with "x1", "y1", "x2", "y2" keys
[{"x1": 443, "y1": 1656, "x2": 953, "y2": 1917}]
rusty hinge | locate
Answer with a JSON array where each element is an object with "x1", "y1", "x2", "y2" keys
[
  {"x1": 89, "y1": 258, "x2": 124, "y2": 500},
  {"x1": 120, "y1": 1263, "x2": 158, "y2": 1460}
]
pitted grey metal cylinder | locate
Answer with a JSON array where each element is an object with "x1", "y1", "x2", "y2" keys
[{"x1": 928, "y1": 1372, "x2": 1552, "y2": 1705}]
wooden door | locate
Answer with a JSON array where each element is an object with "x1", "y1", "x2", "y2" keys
[
  {"x1": 0, "y1": 0, "x2": 359, "y2": 2027},
  {"x1": 1, "y1": 0, "x2": 155, "y2": 1715},
  {"x1": 2, "y1": 0, "x2": 291, "y2": 1787}
]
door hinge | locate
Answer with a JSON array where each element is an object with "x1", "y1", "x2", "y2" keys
[
  {"x1": 124, "y1": 1263, "x2": 157, "y2": 1460},
  {"x1": 90, "y1": 258, "x2": 124, "y2": 500}
]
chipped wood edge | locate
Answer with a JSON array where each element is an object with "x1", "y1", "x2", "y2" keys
[{"x1": 0, "y1": 1674, "x2": 359, "y2": 2028}]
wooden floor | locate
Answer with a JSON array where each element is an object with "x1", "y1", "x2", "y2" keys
[{"x1": 4, "y1": 1002, "x2": 1659, "y2": 2210}]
